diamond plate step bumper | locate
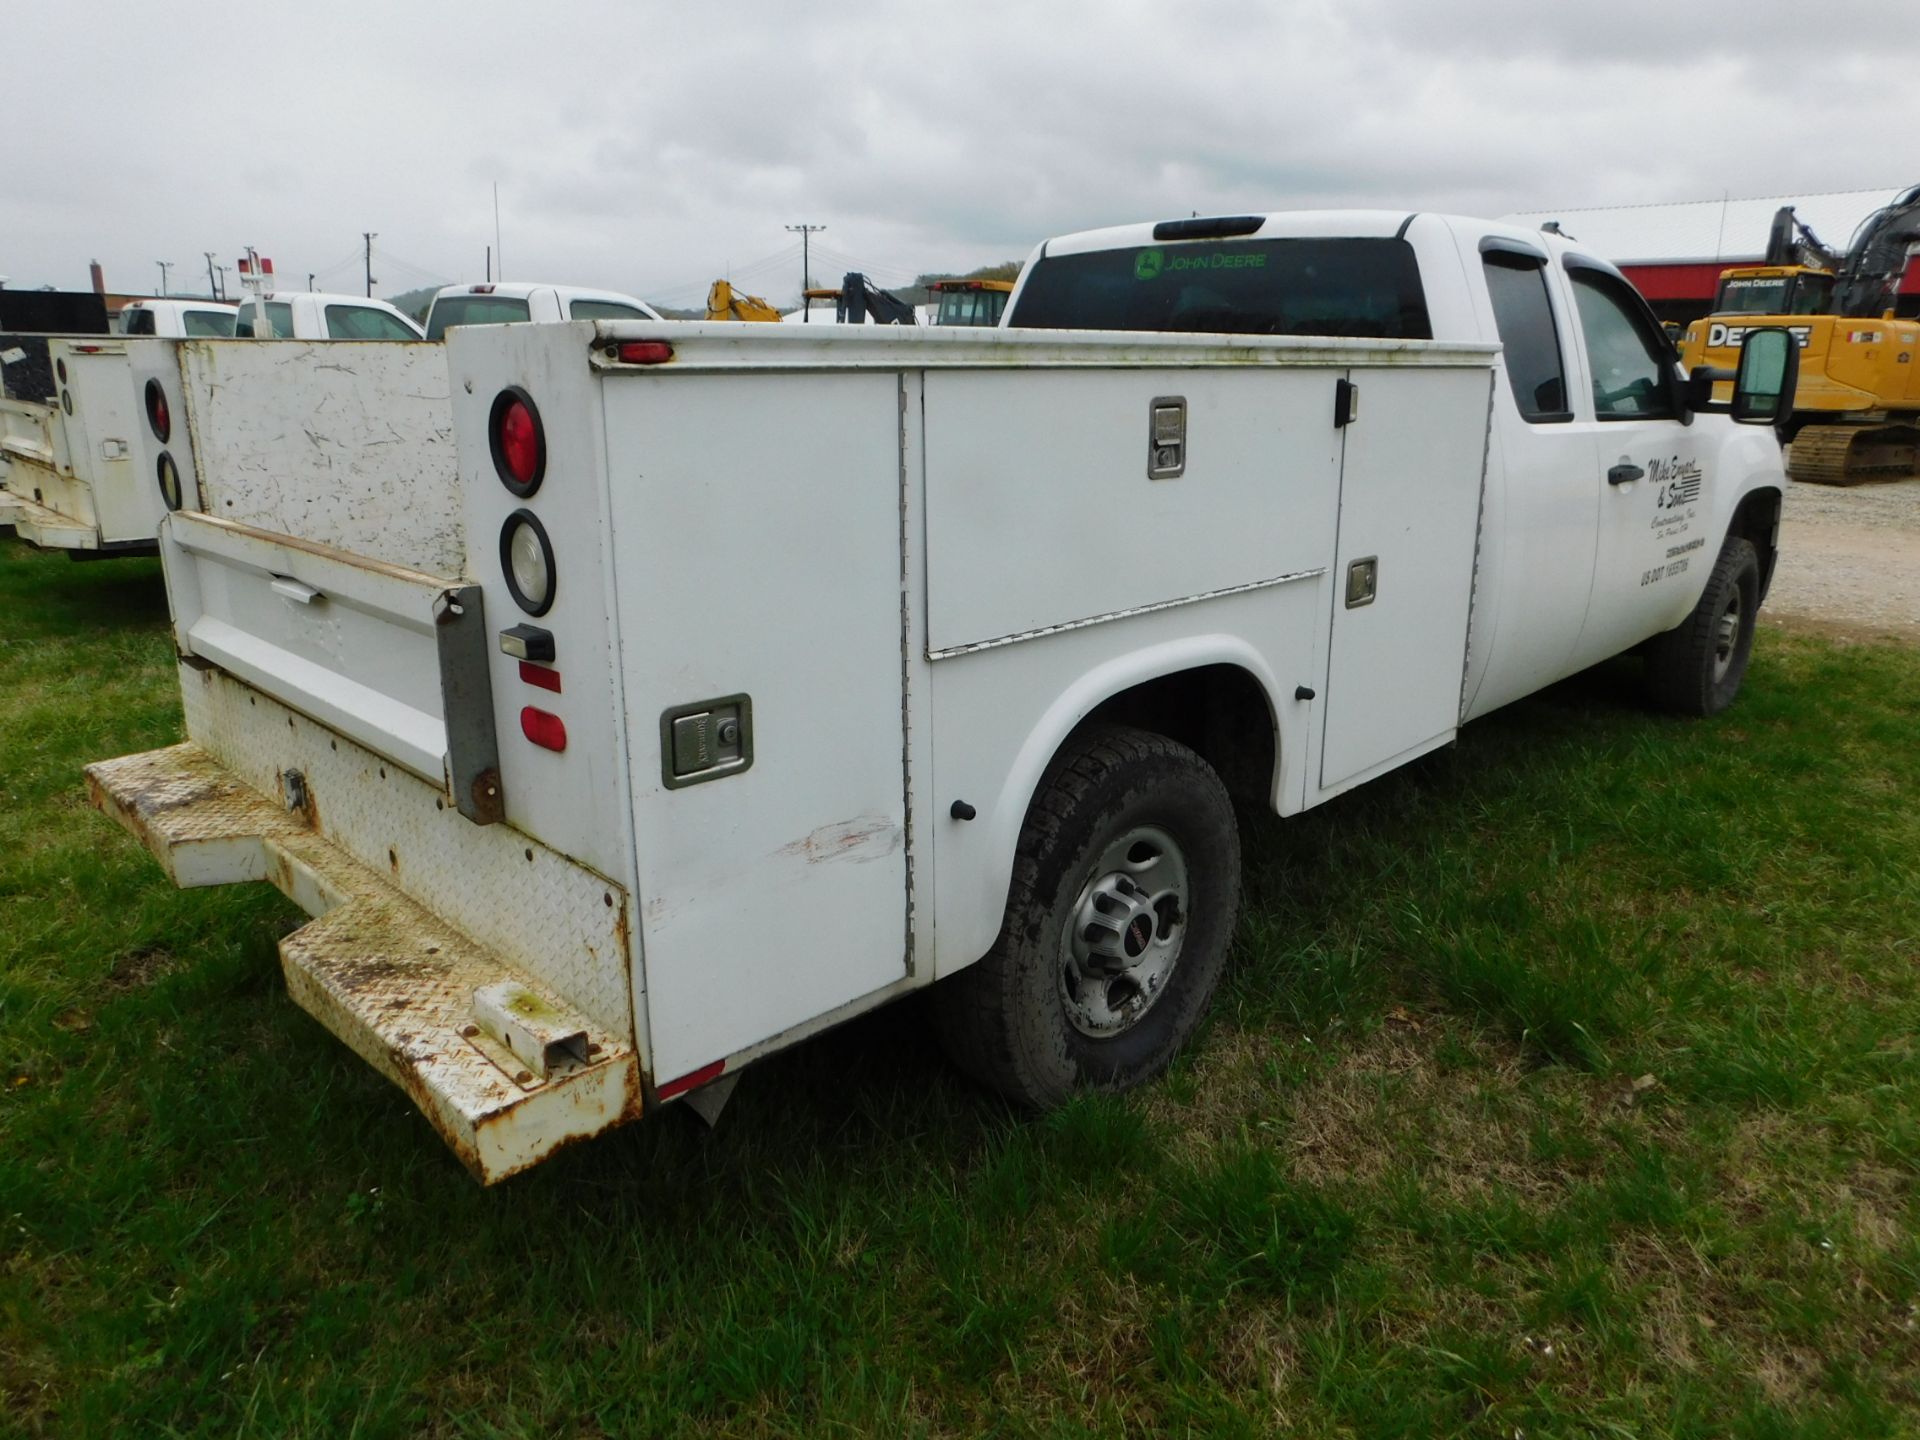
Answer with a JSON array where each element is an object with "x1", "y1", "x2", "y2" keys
[
  {"x1": 84, "y1": 743, "x2": 641, "y2": 1183},
  {"x1": 0, "y1": 487, "x2": 98, "y2": 549}
]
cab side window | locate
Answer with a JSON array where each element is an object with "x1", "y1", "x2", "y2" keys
[
  {"x1": 1481, "y1": 251, "x2": 1569, "y2": 422},
  {"x1": 1569, "y1": 269, "x2": 1676, "y2": 420}
]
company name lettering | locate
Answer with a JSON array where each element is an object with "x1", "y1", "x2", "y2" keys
[
  {"x1": 1166, "y1": 252, "x2": 1266, "y2": 273},
  {"x1": 1706, "y1": 322, "x2": 1812, "y2": 350}
]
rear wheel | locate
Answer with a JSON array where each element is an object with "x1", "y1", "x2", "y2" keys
[
  {"x1": 1643, "y1": 536, "x2": 1760, "y2": 716},
  {"x1": 932, "y1": 726, "x2": 1241, "y2": 1109}
]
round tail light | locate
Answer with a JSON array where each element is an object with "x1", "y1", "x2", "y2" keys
[
  {"x1": 145, "y1": 379, "x2": 172, "y2": 443},
  {"x1": 489, "y1": 387, "x2": 545, "y2": 496},
  {"x1": 156, "y1": 453, "x2": 183, "y2": 511},
  {"x1": 500, "y1": 509, "x2": 555, "y2": 616}
]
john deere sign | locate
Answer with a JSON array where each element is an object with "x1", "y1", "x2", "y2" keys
[{"x1": 1134, "y1": 246, "x2": 1267, "y2": 281}]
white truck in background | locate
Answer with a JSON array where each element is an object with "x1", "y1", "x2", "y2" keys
[
  {"x1": 0, "y1": 335, "x2": 198, "y2": 554},
  {"x1": 117, "y1": 299, "x2": 239, "y2": 338},
  {"x1": 235, "y1": 291, "x2": 424, "y2": 340},
  {"x1": 424, "y1": 282, "x2": 664, "y2": 340},
  {"x1": 0, "y1": 302, "x2": 439, "y2": 553},
  {"x1": 86, "y1": 210, "x2": 1795, "y2": 1184}
]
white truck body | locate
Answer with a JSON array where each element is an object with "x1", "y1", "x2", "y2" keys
[
  {"x1": 424, "y1": 283, "x2": 664, "y2": 341},
  {"x1": 87, "y1": 212, "x2": 1790, "y2": 1182}
]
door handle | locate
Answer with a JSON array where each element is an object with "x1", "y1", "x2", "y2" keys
[{"x1": 1607, "y1": 462, "x2": 1644, "y2": 486}]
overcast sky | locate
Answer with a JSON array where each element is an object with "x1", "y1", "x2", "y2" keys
[{"x1": 6, "y1": 0, "x2": 1916, "y2": 307}]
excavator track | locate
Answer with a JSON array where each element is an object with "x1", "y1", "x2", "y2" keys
[{"x1": 1788, "y1": 422, "x2": 1920, "y2": 486}]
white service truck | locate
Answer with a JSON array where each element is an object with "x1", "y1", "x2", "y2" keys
[
  {"x1": 0, "y1": 335, "x2": 202, "y2": 554},
  {"x1": 85, "y1": 210, "x2": 1795, "y2": 1183},
  {"x1": 423, "y1": 283, "x2": 664, "y2": 340},
  {"x1": 1, "y1": 322, "x2": 445, "y2": 554}
]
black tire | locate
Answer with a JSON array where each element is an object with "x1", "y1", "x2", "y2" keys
[
  {"x1": 931, "y1": 725, "x2": 1241, "y2": 1109},
  {"x1": 1643, "y1": 536, "x2": 1760, "y2": 716}
]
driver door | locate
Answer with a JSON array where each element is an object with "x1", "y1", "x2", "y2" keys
[{"x1": 1566, "y1": 264, "x2": 1711, "y2": 667}]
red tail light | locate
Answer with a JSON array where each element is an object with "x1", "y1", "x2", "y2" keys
[
  {"x1": 519, "y1": 661, "x2": 561, "y2": 693},
  {"x1": 615, "y1": 341, "x2": 674, "y2": 365},
  {"x1": 145, "y1": 380, "x2": 171, "y2": 443},
  {"x1": 488, "y1": 387, "x2": 545, "y2": 496},
  {"x1": 520, "y1": 706, "x2": 567, "y2": 752}
]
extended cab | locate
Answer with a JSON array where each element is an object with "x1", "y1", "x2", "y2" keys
[
  {"x1": 85, "y1": 211, "x2": 1794, "y2": 1182},
  {"x1": 424, "y1": 282, "x2": 663, "y2": 340},
  {"x1": 235, "y1": 291, "x2": 424, "y2": 341}
]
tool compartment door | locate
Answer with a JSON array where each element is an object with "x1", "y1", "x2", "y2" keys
[
  {"x1": 1321, "y1": 367, "x2": 1490, "y2": 792},
  {"x1": 605, "y1": 371, "x2": 910, "y2": 1083}
]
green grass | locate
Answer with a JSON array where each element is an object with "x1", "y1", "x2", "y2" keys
[{"x1": 3, "y1": 535, "x2": 1918, "y2": 1437}]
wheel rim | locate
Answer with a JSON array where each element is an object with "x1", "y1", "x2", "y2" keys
[
  {"x1": 1713, "y1": 585, "x2": 1743, "y2": 685},
  {"x1": 1059, "y1": 825, "x2": 1189, "y2": 1039}
]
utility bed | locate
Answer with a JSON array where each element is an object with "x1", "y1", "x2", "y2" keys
[{"x1": 90, "y1": 319, "x2": 1499, "y2": 1180}]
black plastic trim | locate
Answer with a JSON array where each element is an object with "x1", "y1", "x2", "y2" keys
[
  {"x1": 1394, "y1": 213, "x2": 1418, "y2": 240},
  {"x1": 1479, "y1": 235, "x2": 1550, "y2": 262}
]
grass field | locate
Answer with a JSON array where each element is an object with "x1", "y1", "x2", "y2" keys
[{"x1": 2, "y1": 537, "x2": 1917, "y2": 1438}]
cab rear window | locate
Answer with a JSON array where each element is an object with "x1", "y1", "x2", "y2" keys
[
  {"x1": 568, "y1": 299, "x2": 648, "y2": 321},
  {"x1": 1007, "y1": 237, "x2": 1431, "y2": 339},
  {"x1": 184, "y1": 310, "x2": 237, "y2": 338},
  {"x1": 325, "y1": 305, "x2": 419, "y2": 340},
  {"x1": 235, "y1": 302, "x2": 296, "y2": 338},
  {"x1": 426, "y1": 295, "x2": 533, "y2": 340}
]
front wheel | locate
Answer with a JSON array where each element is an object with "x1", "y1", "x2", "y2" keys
[
  {"x1": 931, "y1": 725, "x2": 1241, "y2": 1109},
  {"x1": 1643, "y1": 536, "x2": 1760, "y2": 716}
]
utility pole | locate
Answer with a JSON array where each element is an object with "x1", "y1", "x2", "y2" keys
[
  {"x1": 364, "y1": 232, "x2": 377, "y2": 297},
  {"x1": 215, "y1": 264, "x2": 231, "y2": 300},
  {"x1": 204, "y1": 251, "x2": 219, "y2": 300},
  {"x1": 155, "y1": 260, "x2": 174, "y2": 296},
  {"x1": 786, "y1": 223, "x2": 826, "y2": 321},
  {"x1": 308, "y1": 273, "x2": 316, "y2": 292}
]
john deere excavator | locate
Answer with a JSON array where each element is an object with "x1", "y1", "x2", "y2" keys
[{"x1": 1678, "y1": 186, "x2": 1920, "y2": 484}]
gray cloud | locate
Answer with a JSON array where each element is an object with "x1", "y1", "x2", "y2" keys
[{"x1": 5, "y1": 0, "x2": 1914, "y2": 303}]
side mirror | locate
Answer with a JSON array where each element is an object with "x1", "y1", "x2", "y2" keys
[{"x1": 1731, "y1": 327, "x2": 1798, "y2": 426}]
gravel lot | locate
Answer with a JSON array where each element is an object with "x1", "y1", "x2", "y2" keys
[{"x1": 1764, "y1": 469, "x2": 1920, "y2": 643}]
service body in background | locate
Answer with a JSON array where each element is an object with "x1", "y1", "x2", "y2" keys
[{"x1": 86, "y1": 211, "x2": 1795, "y2": 1182}]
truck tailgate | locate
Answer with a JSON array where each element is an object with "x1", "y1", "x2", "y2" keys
[{"x1": 160, "y1": 509, "x2": 499, "y2": 814}]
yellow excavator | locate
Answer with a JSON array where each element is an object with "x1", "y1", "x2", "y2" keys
[
  {"x1": 927, "y1": 278, "x2": 1014, "y2": 327},
  {"x1": 705, "y1": 280, "x2": 783, "y2": 323},
  {"x1": 1679, "y1": 186, "x2": 1920, "y2": 484}
]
